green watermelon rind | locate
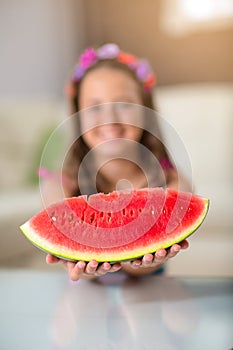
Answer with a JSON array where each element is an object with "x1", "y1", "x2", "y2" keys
[{"x1": 20, "y1": 198, "x2": 209, "y2": 263}]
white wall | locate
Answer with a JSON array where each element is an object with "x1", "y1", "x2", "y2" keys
[
  {"x1": 0, "y1": 0, "x2": 86, "y2": 98},
  {"x1": 0, "y1": 0, "x2": 86, "y2": 191},
  {"x1": 156, "y1": 83, "x2": 233, "y2": 229}
]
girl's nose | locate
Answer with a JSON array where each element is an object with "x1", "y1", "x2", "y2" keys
[{"x1": 99, "y1": 103, "x2": 121, "y2": 125}]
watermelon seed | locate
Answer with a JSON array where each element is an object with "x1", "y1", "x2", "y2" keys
[
  {"x1": 89, "y1": 212, "x2": 96, "y2": 223},
  {"x1": 151, "y1": 210, "x2": 155, "y2": 215},
  {"x1": 49, "y1": 212, "x2": 57, "y2": 221},
  {"x1": 122, "y1": 208, "x2": 126, "y2": 216},
  {"x1": 130, "y1": 209, "x2": 134, "y2": 216},
  {"x1": 68, "y1": 214, "x2": 73, "y2": 222},
  {"x1": 60, "y1": 211, "x2": 67, "y2": 225},
  {"x1": 163, "y1": 209, "x2": 166, "y2": 214}
]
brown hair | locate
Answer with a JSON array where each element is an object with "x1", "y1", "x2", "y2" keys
[{"x1": 63, "y1": 59, "x2": 176, "y2": 196}]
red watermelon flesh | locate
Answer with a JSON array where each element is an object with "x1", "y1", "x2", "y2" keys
[{"x1": 20, "y1": 188, "x2": 209, "y2": 262}]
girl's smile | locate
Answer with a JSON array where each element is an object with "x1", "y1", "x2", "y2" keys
[{"x1": 94, "y1": 124, "x2": 125, "y2": 141}]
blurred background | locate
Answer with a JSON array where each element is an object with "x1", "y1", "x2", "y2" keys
[{"x1": 0, "y1": 0, "x2": 232, "y2": 275}]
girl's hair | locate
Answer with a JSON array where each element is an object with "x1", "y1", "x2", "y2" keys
[{"x1": 63, "y1": 48, "x2": 176, "y2": 196}]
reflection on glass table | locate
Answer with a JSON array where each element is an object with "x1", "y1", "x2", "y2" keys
[{"x1": 0, "y1": 269, "x2": 232, "y2": 350}]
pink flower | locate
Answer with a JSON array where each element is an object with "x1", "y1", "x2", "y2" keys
[
  {"x1": 160, "y1": 157, "x2": 174, "y2": 170},
  {"x1": 38, "y1": 167, "x2": 51, "y2": 179},
  {"x1": 79, "y1": 48, "x2": 97, "y2": 69}
]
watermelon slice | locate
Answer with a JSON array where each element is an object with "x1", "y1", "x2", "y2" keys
[{"x1": 20, "y1": 188, "x2": 209, "y2": 262}]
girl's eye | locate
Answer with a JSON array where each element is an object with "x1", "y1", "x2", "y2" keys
[{"x1": 84, "y1": 105, "x2": 102, "y2": 117}]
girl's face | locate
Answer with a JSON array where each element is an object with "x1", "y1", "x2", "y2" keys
[{"x1": 78, "y1": 67, "x2": 144, "y2": 150}]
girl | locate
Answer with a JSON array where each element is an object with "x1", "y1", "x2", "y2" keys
[{"x1": 45, "y1": 43, "x2": 190, "y2": 280}]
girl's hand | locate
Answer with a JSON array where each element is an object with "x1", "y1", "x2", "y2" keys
[
  {"x1": 46, "y1": 254, "x2": 122, "y2": 281},
  {"x1": 121, "y1": 240, "x2": 189, "y2": 276},
  {"x1": 46, "y1": 240, "x2": 189, "y2": 279}
]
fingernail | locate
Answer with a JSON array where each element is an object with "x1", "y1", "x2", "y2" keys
[
  {"x1": 91, "y1": 260, "x2": 98, "y2": 267},
  {"x1": 103, "y1": 263, "x2": 111, "y2": 270},
  {"x1": 174, "y1": 245, "x2": 181, "y2": 252},
  {"x1": 77, "y1": 261, "x2": 85, "y2": 268},
  {"x1": 158, "y1": 251, "x2": 166, "y2": 257}
]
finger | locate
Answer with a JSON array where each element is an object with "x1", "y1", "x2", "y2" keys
[
  {"x1": 46, "y1": 254, "x2": 60, "y2": 264},
  {"x1": 95, "y1": 262, "x2": 112, "y2": 276},
  {"x1": 167, "y1": 244, "x2": 181, "y2": 258},
  {"x1": 131, "y1": 259, "x2": 142, "y2": 268},
  {"x1": 85, "y1": 260, "x2": 99, "y2": 274},
  {"x1": 154, "y1": 249, "x2": 167, "y2": 262},
  {"x1": 109, "y1": 263, "x2": 122, "y2": 273},
  {"x1": 179, "y1": 240, "x2": 189, "y2": 250},
  {"x1": 141, "y1": 254, "x2": 154, "y2": 267},
  {"x1": 68, "y1": 261, "x2": 86, "y2": 281}
]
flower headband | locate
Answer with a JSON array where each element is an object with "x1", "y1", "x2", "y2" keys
[{"x1": 66, "y1": 43, "x2": 156, "y2": 96}]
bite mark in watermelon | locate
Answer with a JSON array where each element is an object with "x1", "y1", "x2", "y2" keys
[{"x1": 20, "y1": 188, "x2": 209, "y2": 262}]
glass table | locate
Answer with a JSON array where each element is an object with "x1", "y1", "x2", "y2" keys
[{"x1": 0, "y1": 269, "x2": 232, "y2": 350}]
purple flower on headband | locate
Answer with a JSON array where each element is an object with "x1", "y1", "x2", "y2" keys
[
  {"x1": 97, "y1": 43, "x2": 120, "y2": 59},
  {"x1": 73, "y1": 65, "x2": 85, "y2": 81},
  {"x1": 136, "y1": 59, "x2": 152, "y2": 82},
  {"x1": 79, "y1": 48, "x2": 97, "y2": 69}
]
